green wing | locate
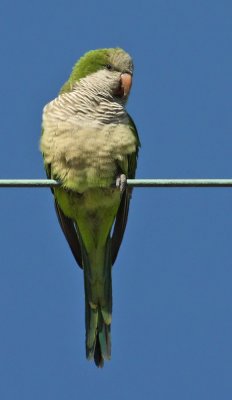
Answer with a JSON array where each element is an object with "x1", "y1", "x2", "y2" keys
[
  {"x1": 111, "y1": 114, "x2": 140, "y2": 264},
  {"x1": 43, "y1": 155, "x2": 83, "y2": 269},
  {"x1": 53, "y1": 199, "x2": 83, "y2": 268}
]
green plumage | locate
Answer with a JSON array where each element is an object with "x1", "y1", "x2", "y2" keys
[
  {"x1": 60, "y1": 49, "x2": 111, "y2": 94},
  {"x1": 41, "y1": 48, "x2": 140, "y2": 367}
]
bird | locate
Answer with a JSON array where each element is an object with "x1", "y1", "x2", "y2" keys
[{"x1": 40, "y1": 48, "x2": 140, "y2": 367}]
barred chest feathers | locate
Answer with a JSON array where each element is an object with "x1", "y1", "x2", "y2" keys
[{"x1": 40, "y1": 86, "x2": 137, "y2": 192}]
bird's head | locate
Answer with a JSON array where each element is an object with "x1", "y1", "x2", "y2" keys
[{"x1": 60, "y1": 48, "x2": 134, "y2": 103}]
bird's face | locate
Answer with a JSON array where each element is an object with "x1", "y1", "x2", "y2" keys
[
  {"x1": 63, "y1": 48, "x2": 134, "y2": 102},
  {"x1": 104, "y1": 49, "x2": 133, "y2": 99}
]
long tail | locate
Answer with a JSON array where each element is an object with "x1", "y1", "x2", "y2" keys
[{"x1": 82, "y1": 235, "x2": 112, "y2": 367}]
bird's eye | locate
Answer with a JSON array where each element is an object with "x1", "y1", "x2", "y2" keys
[{"x1": 106, "y1": 64, "x2": 113, "y2": 70}]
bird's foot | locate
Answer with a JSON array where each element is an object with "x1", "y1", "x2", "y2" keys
[{"x1": 116, "y1": 174, "x2": 127, "y2": 192}]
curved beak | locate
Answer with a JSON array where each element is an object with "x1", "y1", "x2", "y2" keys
[{"x1": 120, "y1": 73, "x2": 132, "y2": 97}]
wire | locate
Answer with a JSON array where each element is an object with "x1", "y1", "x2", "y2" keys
[{"x1": 1, "y1": 179, "x2": 232, "y2": 188}]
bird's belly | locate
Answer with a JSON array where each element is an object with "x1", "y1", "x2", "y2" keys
[
  {"x1": 41, "y1": 122, "x2": 137, "y2": 192},
  {"x1": 55, "y1": 186, "x2": 121, "y2": 249},
  {"x1": 56, "y1": 186, "x2": 121, "y2": 214}
]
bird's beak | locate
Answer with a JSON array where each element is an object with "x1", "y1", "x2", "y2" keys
[
  {"x1": 114, "y1": 73, "x2": 132, "y2": 98},
  {"x1": 120, "y1": 73, "x2": 132, "y2": 97}
]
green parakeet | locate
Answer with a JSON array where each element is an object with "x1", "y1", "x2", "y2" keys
[{"x1": 40, "y1": 48, "x2": 140, "y2": 367}]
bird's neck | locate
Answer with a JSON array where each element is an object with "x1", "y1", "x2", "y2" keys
[{"x1": 59, "y1": 75, "x2": 127, "y2": 125}]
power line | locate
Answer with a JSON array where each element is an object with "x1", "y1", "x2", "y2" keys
[{"x1": 1, "y1": 179, "x2": 232, "y2": 188}]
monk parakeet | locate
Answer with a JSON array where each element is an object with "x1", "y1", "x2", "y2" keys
[{"x1": 40, "y1": 48, "x2": 140, "y2": 367}]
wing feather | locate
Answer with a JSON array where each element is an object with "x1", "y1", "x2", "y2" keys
[
  {"x1": 43, "y1": 160, "x2": 83, "y2": 269},
  {"x1": 111, "y1": 114, "x2": 140, "y2": 264}
]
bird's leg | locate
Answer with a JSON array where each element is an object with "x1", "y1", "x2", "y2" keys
[{"x1": 116, "y1": 174, "x2": 127, "y2": 192}]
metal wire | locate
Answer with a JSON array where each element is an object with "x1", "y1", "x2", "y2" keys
[{"x1": 1, "y1": 179, "x2": 232, "y2": 188}]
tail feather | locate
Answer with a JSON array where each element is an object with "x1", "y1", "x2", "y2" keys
[
  {"x1": 98, "y1": 310, "x2": 111, "y2": 359},
  {"x1": 94, "y1": 334, "x2": 104, "y2": 367},
  {"x1": 85, "y1": 303, "x2": 111, "y2": 367},
  {"x1": 82, "y1": 235, "x2": 112, "y2": 367}
]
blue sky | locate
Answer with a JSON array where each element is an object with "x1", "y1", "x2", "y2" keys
[{"x1": 0, "y1": 1, "x2": 232, "y2": 399}]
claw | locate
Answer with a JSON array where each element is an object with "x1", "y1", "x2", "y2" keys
[{"x1": 116, "y1": 174, "x2": 127, "y2": 192}]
